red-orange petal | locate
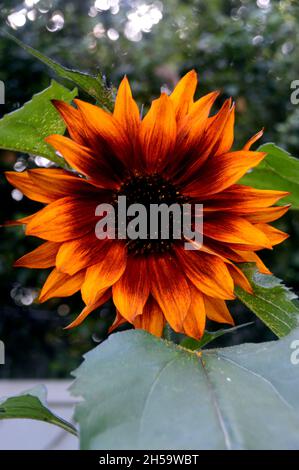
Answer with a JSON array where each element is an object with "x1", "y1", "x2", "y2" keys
[
  {"x1": 2, "y1": 214, "x2": 35, "y2": 227},
  {"x1": 28, "y1": 168, "x2": 102, "y2": 199},
  {"x1": 81, "y1": 242, "x2": 127, "y2": 305},
  {"x1": 170, "y1": 70, "x2": 197, "y2": 120},
  {"x1": 148, "y1": 254, "x2": 190, "y2": 333},
  {"x1": 65, "y1": 289, "x2": 111, "y2": 329},
  {"x1": 113, "y1": 256, "x2": 150, "y2": 322},
  {"x1": 108, "y1": 310, "x2": 128, "y2": 334},
  {"x1": 51, "y1": 100, "x2": 87, "y2": 146},
  {"x1": 214, "y1": 103, "x2": 235, "y2": 156},
  {"x1": 175, "y1": 246, "x2": 235, "y2": 300},
  {"x1": 6, "y1": 168, "x2": 107, "y2": 204},
  {"x1": 243, "y1": 128, "x2": 264, "y2": 151},
  {"x1": 231, "y1": 249, "x2": 272, "y2": 275},
  {"x1": 39, "y1": 268, "x2": 85, "y2": 302},
  {"x1": 25, "y1": 196, "x2": 97, "y2": 242},
  {"x1": 114, "y1": 76, "x2": 140, "y2": 136},
  {"x1": 182, "y1": 151, "x2": 266, "y2": 198},
  {"x1": 203, "y1": 184, "x2": 289, "y2": 210},
  {"x1": 45, "y1": 134, "x2": 119, "y2": 189},
  {"x1": 139, "y1": 93, "x2": 176, "y2": 172},
  {"x1": 183, "y1": 284, "x2": 206, "y2": 339},
  {"x1": 245, "y1": 205, "x2": 290, "y2": 223},
  {"x1": 254, "y1": 223, "x2": 289, "y2": 246},
  {"x1": 5, "y1": 170, "x2": 55, "y2": 203},
  {"x1": 203, "y1": 295, "x2": 234, "y2": 325},
  {"x1": 56, "y1": 234, "x2": 112, "y2": 275},
  {"x1": 14, "y1": 241, "x2": 60, "y2": 268},
  {"x1": 178, "y1": 98, "x2": 233, "y2": 180},
  {"x1": 228, "y1": 264, "x2": 253, "y2": 294},
  {"x1": 133, "y1": 296, "x2": 165, "y2": 337},
  {"x1": 174, "y1": 91, "x2": 220, "y2": 162},
  {"x1": 203, "y1": 216, "x2": 273, "y2": 249},
  {"x1": 74, "y1": 98, "x2": 131, "y2": 165}
]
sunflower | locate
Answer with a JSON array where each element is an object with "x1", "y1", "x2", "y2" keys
[{"x1": 6, "y1": 70, "x2": 290, "y2": 339}]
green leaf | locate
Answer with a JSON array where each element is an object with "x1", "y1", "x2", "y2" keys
[
  {"x1": 5, "y1": 32, "x2": 114, "y2": 111},
  {"x1": 180, "y1": 322, "x2": 254, "y2": 350},
  {"x1": 240, "y1": 143, "x2": 299, "y2": 209},
  {"x1": 0, "y1": 385, "x2": 78, "y2": 436},
  {"x1": 71, "y1": 329, "x2": 299, "y2": 450},
  {"x1": 0, "y1": 80, "x2": 77, "y2": 165},
  {"x1": 236, "y1": 264, "x2": 299, "y2": 338}
]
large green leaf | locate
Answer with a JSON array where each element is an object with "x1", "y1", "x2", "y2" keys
[
  {"x1": 236, "y1": 264, "x2": 299, "y2": 338},
  {"x1": 0, "y1": 80, "x2": 77, "y2": 165},
  {"x1": 5, "y1": 32, "x2": 114, "y2": 111},
  {"x1": 240, "y1": 143, "x2": 299, "y2": 209},
  {"x1": 71, "y1": 329, "x2": 299, "y2": 450},
  {"x1": 0, "y1": 385, "x2": 77, "y2": 436}
]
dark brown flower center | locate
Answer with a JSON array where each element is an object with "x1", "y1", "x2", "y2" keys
[{"x1": 113, "y1": 174, "x2": 189, "y2": 255}]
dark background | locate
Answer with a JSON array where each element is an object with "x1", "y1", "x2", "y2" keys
[{"x1": 0, "y1": 0, "x2": 298, "y2": 377}]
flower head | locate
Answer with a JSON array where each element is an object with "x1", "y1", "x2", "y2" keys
[{"x1": 6, "y1": 71, "x2": 289, "y2": 339}]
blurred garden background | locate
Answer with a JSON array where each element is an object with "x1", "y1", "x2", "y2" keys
[{"x1": 0, "y1": 0, "x2": 298, "y2": 378}]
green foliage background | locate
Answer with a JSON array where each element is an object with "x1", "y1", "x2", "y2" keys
[{"x1": 0, "y1": 0, "x2": 298, "y2": 377}]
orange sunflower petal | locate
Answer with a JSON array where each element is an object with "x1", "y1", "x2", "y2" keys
[
  {"x1": 170, "y1": 70, "x2": 197, "y2": 120},
  {"x1": 189, "y1": 90, "x2": 219, "y2": 117},
  {"x1": 45, "y1": 134, "x2": 119, "y2": 189},
  {"x1": 6, "y1": 168, "x2": 104, "y2": 203},
  {"x1": 81, "y1": 242, "x2": 127, "y2": 305},
  {"x1": 28, "y1": 168, "x2": 101, "y2": 199},
  {"x1": 148, "y1": 254, "x2": 190, "y2": 333},
  {"x1": 114, "y1": 76, "x2": 140, "y2": 136},
  {"x1": 243, "y1": 128, "x2": 264, "y2": 151},
  {"x1": 174, "y1": 91, "x2": 220, "y2": 160},
  {"x1": 196, "y1": 98, "x2": 232, "y2": 155},
  {"x1": 190, "y1": 242, "x2": 254, "y2": 295},
  {"x1": 231, "y1": 249, "x2": 272, "y2": 275},
  {"x1": 255, "y1": 224, "x2": 289, "y2": 246},
  {"x1": 25, "y1": 196, "x2": 97, "y2": 242},
  {"x1": 245, "y1": 205, "x2": 290, "y2": 223},
  {"x1": 108, "y1": 310, "x2": 128, "y2": 334},
  {"x1": 140, "y1": 93, "x2": 176, "y2": 172},
  {"x1": 5, "y1": 170, "x2": 55, "y2": 203},
  {"x1": 74, "y1": 98, "x2": 131, "y2": 165},
  {"x1": 175, "y1": 246, "x2": 235, "y2": 300},
  {"x1": 204, "y1": 215, "x2": 272, "y2": 249},
  {"x1": 204, "y1": 184, "x2": 289, "y2": 210},
  {"x1": 183, "y1": 284, "x2": 206, "y2": 339},
  {"x1": 2, "y1": 214, "x2": 35, "y2": 227},
  {"x1": 227, "y1": 264, "x2": 253, "y2": 294},
  {"x1": 51, "y1": 100, "x2": 87, "y2": 145},
  {"x1": 203, "y1": 295, "x2": 234, "y2": 325},
  {"x1": 133, "y1": 296, "x2": 165, "y2": 337},
  {"x1": 182, "y1": 151, "x2": 266, "y2": 198},
  {"x1": 113, "y1": 256, "x2": 150, "y2": 322},
  {"x1": 14, "y1": 241, "x2": 60, "y2": 268},
  {"x1": 65, "y1": 289, "x2": 111, "y2": 329},
  {"x1": 214, "y1": 103, "x2": 235, "y2": 156},
  {"x1": 201, "y1": 239, "x2": 246, "y2": 263},
  {"x1": 39, "y1": 268, "x2": 85, "y2": 302},
  {"x1": 56, "y1": 234, "x2": 112, "y2": 275}
]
